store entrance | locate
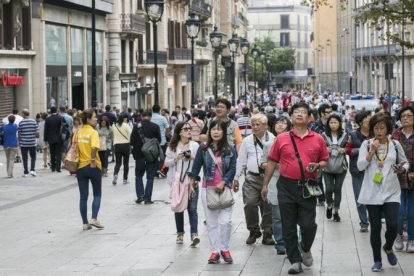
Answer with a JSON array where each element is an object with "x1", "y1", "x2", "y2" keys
[{"x1": 72, "y1": 84, "x2": 84, "y2": 110}]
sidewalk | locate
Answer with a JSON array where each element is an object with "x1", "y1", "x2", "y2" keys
[{"x1": 0, "y1": 150, "x2": 413, "y2": 276}]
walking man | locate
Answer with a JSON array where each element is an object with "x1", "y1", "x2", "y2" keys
[
  {"x1": 44, "y1": 107, "x2": 64, "y2": 172},
  {"x1": 131, "y1": 111, "x2": 161, "y2": 204},
  {"x1": 262, "y1": 103, "x2": 328, "y2": 274},
  {"x1": 234, "y1": 114, "x2": 275, "y2": 245},
  {"x1": 18, "y1": 109, "x2": 39, "y2": 177}
]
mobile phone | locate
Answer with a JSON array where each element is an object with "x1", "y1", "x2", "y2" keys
[
  {"x1": 308, "y1": 164, "x2": 316, "y2": 171},
  {"x1": 392, "y1": 164, "x2": 401, "y2": 170}
]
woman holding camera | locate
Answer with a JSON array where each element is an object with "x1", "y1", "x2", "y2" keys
[
  {"x1": 391, "y1": 106, "x2": 414, "y2": 253},
  {"x1": 165, "y1": 122, "x2": 200, "y2": 245},
  {"x1": 357, "y1": 113, "x2": 408, "y2": 272},
  {"x1": 188, "y1": 120, "x2": 237, "y2": 264}
]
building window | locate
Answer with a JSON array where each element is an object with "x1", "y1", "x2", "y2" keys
[
  {"x1": 280, "y1": 33, "x2": 290, "y2": 47},
  {"x1": 281, "y1": 15, "x2": 289, "y2": 29},
  {"x1": 304, "y1": 52, "x2": 308, "y2": 69},
  {"x1": 121, "y1": 40, "x2": 126, "y2": 73},
  {"x1": 304, "y1": 16, "x2": 308, "y2": 30},
  {"x1": 297, "y1": 14, "x2": 300, "y2": 29},
  {"x1": 138, "y1": 0, "x2": 143, "y2": 11},
  {"x1": 304, "y1": 33, "x2": 308, "y2": 47},
  {"x1": 0, "y1": 6, "x2": 3, "y2": 48},
  {"x1": 129, "y1": 41, "x2": 134, "y2": 72},
  {"x1": 146, "y1": 22, "x2": 151, "y2": 50},
  {"x1": 297, "y1": 32, "x2": 301, "y2": 48},
  {"x1": 297, "y1": 52, "x2": 301, "y2": 68}
]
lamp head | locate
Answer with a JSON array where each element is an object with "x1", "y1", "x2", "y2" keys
[
  {"x1": 185, "y1": 11, "x2": 201, "y2": 39},
  {"x1": 144, "y1": 0, "x2": 165, "y2": 22}
]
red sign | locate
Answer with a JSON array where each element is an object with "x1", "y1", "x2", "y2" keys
[{"x1": 2, "y1": 72, "x2": 24, "y2": 88}]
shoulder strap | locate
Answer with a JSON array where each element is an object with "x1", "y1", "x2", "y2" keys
[
  {"x1": 207, "y1": 148, "x2": 223, "y2": 176},
  {"x1": 322, "y1": 133, "x2": 333, "y2": 146},
  {"x1": 289, "y1": 131, "x2": 306, "y2": 182},
  {"x1": 137, "y1": 123, "x2": 146, "y2": 142},
  {"x1": 115, "y1": 124, "x2": 129, "y2": 141},
  {"x1": 392, "y1": 140, "x2": 399, "y2": 164}
]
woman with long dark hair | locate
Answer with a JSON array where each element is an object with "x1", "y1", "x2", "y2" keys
[
  {"x1": 76, "y1": 109, "x2": 104, "y2": 230},
  {"x1": 261, "y1": 116, "x2": 292, "y2": 255},
  {"x1": 97, "y1": 116, "x2": 113, "y2": 177},
  {"x1": 188, "y1": 120, "x2": 237, "y2": 264},
  {"x1": 322, "y1": 114, "x2": 348, "y2": 222},
  {"x1": 112, "y1": 114, "x2": 132, "y2": 185},
  {"x1": 165, "y1": 121, "x2": 200, "y2": 245}
]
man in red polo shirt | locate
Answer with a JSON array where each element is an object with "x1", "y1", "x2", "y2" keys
[{"x1": 261, "y1": 102, "x2": 329, "y2": 274}]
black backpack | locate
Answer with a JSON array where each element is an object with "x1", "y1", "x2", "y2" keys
[
  {"x1": 60, "y1": 116, "x2": 70, "y2": 141},
  {"x1": 137, "y1": 123, "x2": 164, "y2": 163}
]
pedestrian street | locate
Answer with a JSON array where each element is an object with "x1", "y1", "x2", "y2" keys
[{"x1": 0, "y1": 153, "x2": 413, "y2": 276}]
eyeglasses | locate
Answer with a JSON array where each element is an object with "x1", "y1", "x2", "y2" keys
[
  {"x1": 182, "y1": 128, "x2": 192, "y2": 132},
  {"x1": 276, "y1": 121, "x2": 288, "y2": 125},
  {"x1": 401, "y1": 114, "x2": 414, "y2": 119},
  {"x1": 293, "y1": 110, "x2": 307, "y2": 115}
]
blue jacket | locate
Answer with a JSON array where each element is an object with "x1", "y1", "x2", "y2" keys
[
  {"x1": 0, "y1": 123, "x2": 18, "y2": 148},
  {"x1": 188, "y1": 143, "x2": 237, "y2": 187}
]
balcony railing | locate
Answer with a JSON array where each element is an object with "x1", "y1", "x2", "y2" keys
[
  {"x1": 169, "y1": 48, "x2": 191, "y2": 60},
  {"x1": 238, "y1": 12, "x2": 249, "y2": 25},
  {"x1": 120, "y1": 13, "x2": 146, "y2": 36},
  {"x1": 145, "y1": 50, "x2": 167, "y2": 65},
  {"x1": 354, "y1": 44, "x2": 398, "y2": 58},
  {"x1": 190, "y1": 0, "x2": 212, "y2": 18}
]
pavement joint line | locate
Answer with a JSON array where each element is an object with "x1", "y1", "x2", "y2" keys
[{"x1": 0, "y1": 182, "x2": 78, "y2": 212}]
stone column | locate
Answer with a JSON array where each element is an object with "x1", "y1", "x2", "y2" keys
[
  {"x1": 83, "y1": 29, "x2": 88, "y2": 108},
  {"x1": 108, "y1": 32, "x2": 121, "y2": 107},
  {"x1": 67, "y1": 25, "x2": 72, "y2": 109}
]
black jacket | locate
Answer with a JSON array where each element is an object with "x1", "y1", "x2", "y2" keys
[
  {"x1": 44, "y1": 114, "x2": 63, "y2": 144},
  {"x1": 347, "y1": 130, "x2": 372, "y2": 176},
  {"x1": 130, "y1": 120, "x2": 161, "y2": 159}
]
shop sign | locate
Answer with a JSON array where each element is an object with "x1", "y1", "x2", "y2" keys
[{"x1": 2, "y1": 72, "x2": 24, "y2": 88}]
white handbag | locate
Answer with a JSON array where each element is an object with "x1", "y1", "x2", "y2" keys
[{"x1": 206, "y1": 148, "x2": 235, "y2": 210}]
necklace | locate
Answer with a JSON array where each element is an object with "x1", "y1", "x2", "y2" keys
[{"x1": 375, "y1": 141, "x2": 388, "y2": 169}]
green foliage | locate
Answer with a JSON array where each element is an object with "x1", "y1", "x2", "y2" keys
[
  {"x1": 303, "y1": 0, "x2": 414, "y2": 49},
  {"x1": 248, "y1": 36, "x2": 296, "y2": 89}
]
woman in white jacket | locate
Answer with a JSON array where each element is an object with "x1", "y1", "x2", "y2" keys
[
  {"x1": 357, "y1": 113, "x2": 408, "y2": 272},
  {"x1": 165, "y1": 121, "x2": 200, "y2": 246}
]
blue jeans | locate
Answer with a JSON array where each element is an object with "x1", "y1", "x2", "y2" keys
[
  {"x1": 135, "y1": 157, "x2": 158, "y2": 201},
  {"x1": 351, "y1": 173, "x2": 369, "y2": 228},
  {"x1": 76, "y1": 165, "x2": 102, "y2": 224},
  {"x1": 271, "y1": 204, "x2": 285, "y2": 250},
  {"x1": 175, "y1": 185, "x2": 199, "y2": 235},
  {"x1": 398, "y1": 189, "x2": 414, "y2": 240}
]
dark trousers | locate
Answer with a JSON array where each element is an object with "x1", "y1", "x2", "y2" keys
[
  {"x1": 366, "y1": 203, "x2": 399, "y2": 263},
  {"x1": 49, "y1": 142, "x2": 63, "y2": 170},
  {"x1": 323, "y1": 171, "x2": 347, "y2": 209},
  {"x1": 76, "y1": 165, "x2": 102, "y2": 224},
  {"x1": 21, "y1": 146, "x2": 36, "y2": 174},
  {"x1": 317, "y1": 171, "x2": 325, "y2": 202},
  {"x1": 114, "y1": 143, "x2": 130, "y2": 180},
  {"x1": 351, "y1": 173, "x2": 369, "y2": 227},
  {"x1": 98, "y1": 150, "x2": 109, "y2": 169},
  {"x1": 157, "y1": 144, "x2": 168, "y2": 175},
  {"x1": 277, "y1": 176, "x2": 318, "y2": 264},
  {"x1": 175, "y1": 185, "x2": 199, "y2": 235},
  {"x1": 135, "y1": 157, "x2": 158, "y2": 201}
]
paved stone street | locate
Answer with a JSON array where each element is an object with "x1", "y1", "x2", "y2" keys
[{"x1": 0, "y1": 151, "x2": 413, "y2": 276}]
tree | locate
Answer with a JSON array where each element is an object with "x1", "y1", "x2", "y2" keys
[
  {"x1": 248, "y1": 36, "x2": 296, "y2": 89},
  {"x1": 301, "y1": 0, "x2": 414, "y2": 49}
]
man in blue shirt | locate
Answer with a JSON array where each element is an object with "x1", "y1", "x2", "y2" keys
[
  {"x1": 151, "y1": 104, "x2": 170, "y2": 178},
  {"x1": 0, "y1": 115, "x2": 19, "y2": 178}
]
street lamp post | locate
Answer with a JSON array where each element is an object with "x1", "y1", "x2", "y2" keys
[
  {"x1": 266, "y1": 54, "x2": 271, "y2": 95},
  {"x1": 327, "y1": 39, "x2": 332, "y2": 91},
  {"x1": 241, "y1": 39, "x2": 250, "y2": 104},
  {"x1": 251, "y1": 44, "x2": 259, "y2": 104},
  {"x1": 259, "y1": 51, "x2": 266, "y2": 104},
  {"x1": 144, "y1": 0, "x2": 165, "y2": 105},
  {"x1": 209, "y1": 25, "x2": 223, "y2": 100},
  {"x1": 228, "y1": 33, "x2": 239, "y2": 107},
  {"x1": 338, "y1": 34, "x2": 343, "y2": 92},
  {"x1": 185, "y1": 11, "x2": 201, "y2": 107}
]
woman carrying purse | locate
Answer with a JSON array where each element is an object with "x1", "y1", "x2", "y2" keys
[
  {"x1": 165, "y1": 122, "x2": 200, "y2": 245},
  {"x1": 112, "y1": 114, "x2": 132, "y2": 185},
  {"x1": 97, "y1": 116, "x2": 113, "y2": 177},
  {"x1": 321, "y1": 114, "x2": 349, "y2": 222},
  {"x1": 188, "y1": 119, "x2": 237, "y2": 264}
]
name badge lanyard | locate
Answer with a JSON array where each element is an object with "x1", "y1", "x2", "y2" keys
[{"x1": 374, "y1": 141, "x2": 388, "y2": 188}]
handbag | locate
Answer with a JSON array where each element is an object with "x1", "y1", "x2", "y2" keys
[
  {"x1": 65, "y1": 132, "x2": 79, "y2": 172},
  {"x1": 99, "y1": 135, "x2": 107, "y2": 151},
  {"x1": 170, "y1": 157, "x2": 191, "y2": 212},
  {"x1": 206, "y1": 148, "x2": 235, "y2": 210},
  {"x1": 289, "y1": 132, "x2": 322, "y2": 199}
]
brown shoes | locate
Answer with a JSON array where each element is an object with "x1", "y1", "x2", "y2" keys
[
  {"x1": 90, "y1": 219, "x2": 105, "y2": 229},
  {"x1": 246, "y1": 231, "x2": 262, "y2": 244}
]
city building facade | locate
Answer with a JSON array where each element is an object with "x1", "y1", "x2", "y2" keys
[{"x1": 247, "y1": 0, "x2": 312, "y2": 90}]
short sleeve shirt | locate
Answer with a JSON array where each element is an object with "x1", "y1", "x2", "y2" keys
[{"x1": 76, "y1": 125, "x2": 102, "y2": 170}]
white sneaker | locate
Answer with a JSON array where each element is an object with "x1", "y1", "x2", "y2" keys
[
  {"x1": 394, "y1": 234, "x2": 404, "y2": 251},
  {"x1": 30, "y1": 171, "x2": 37, "y2": 177},
  {"x1": 22, "y1": 174, "x2": 29, "y2": 177}
]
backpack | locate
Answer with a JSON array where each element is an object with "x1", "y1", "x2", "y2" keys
[
  {"x1": 60, "y1": 116, "x2": 70, "y2": 141},
  {"x1": 322, "y1": 133, "x2": 348, "y2": 174},
  {"x1": 137, "y1": 123, "x2": 164, "y2": 163}
]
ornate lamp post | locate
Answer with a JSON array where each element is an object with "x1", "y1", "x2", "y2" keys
[
  {"x1": 185, "y1": 11, "x2": 201, "y2": 106},
  {"x1": 144, "y1": 0, "x2": 165, "y2": 105},
  {"x1": 209, "y1": 25, "x2": 223, "y2": 100},
  {"x1": 228, "y1": 33, "x2": 239, "y2": 107},
  {"x1": 266, "y1": 54, "x2": 271, "y2": 95},
  {"x1": 251, "y1": 44, "x2": 259, "y2": 104},
  {"x1": 259, "y1": 51, "x2": 266, "y2": 104},
  {"x1": 241, "y1": 39, "x2": 250, "y2": 103}
]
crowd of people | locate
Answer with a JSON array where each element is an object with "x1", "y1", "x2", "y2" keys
[{"x1": 1, "y1": 88, "x2": 414, "y2": 274}]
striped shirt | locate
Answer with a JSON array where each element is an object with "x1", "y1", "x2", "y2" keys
[
  {"x1": 18, "y1": 119, "x2": 38, "y2": 147},
  {"x1": 237, "y1": 116, "x2": 252, "y2": 138}
]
